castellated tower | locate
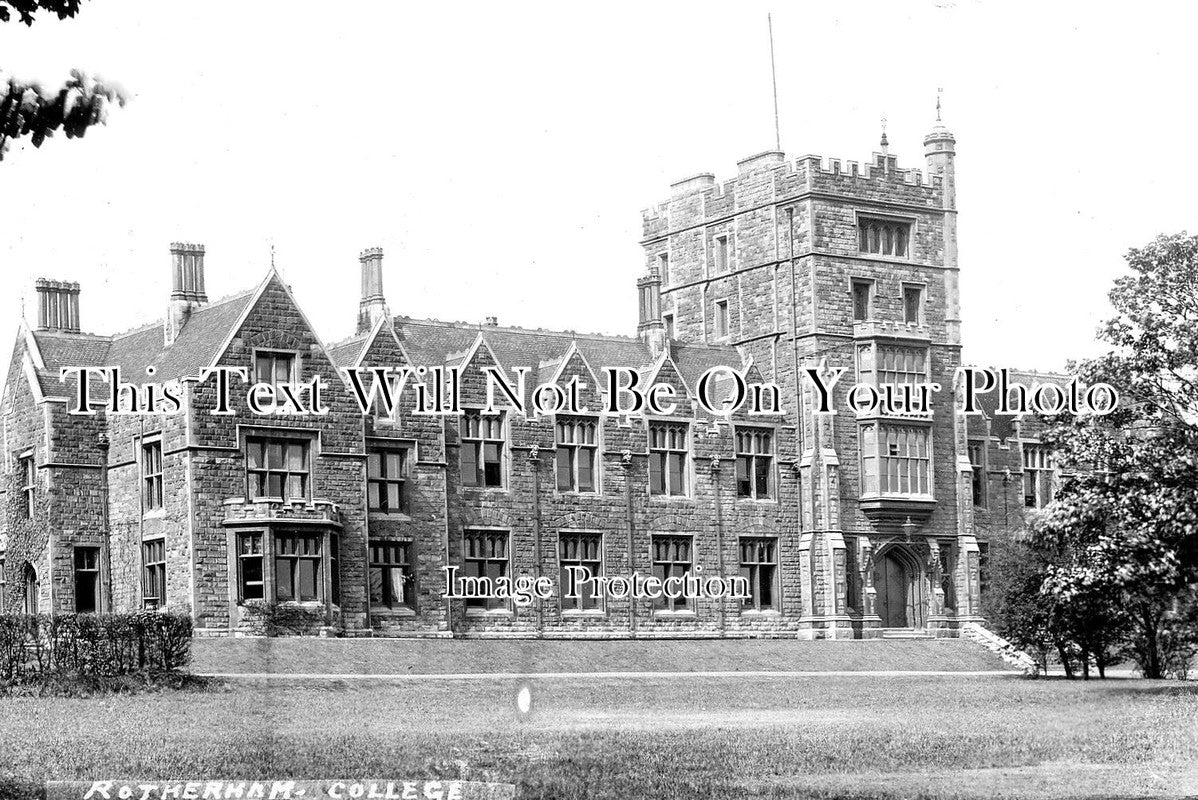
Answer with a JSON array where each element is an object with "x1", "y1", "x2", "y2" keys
[{"x1": 639, "y1": 119, "x2": 982, "y2": 639}]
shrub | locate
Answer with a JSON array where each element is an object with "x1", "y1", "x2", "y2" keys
[
  {"x1": 241, "y1": 601, "x2": 335, "y2": 637},
  {"x1": 0, "y1": 611, "x2": 192, "y2": 687}
]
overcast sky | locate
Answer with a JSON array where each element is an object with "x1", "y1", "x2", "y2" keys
[{"x1": 1, "y1": 1, "x2": 1195, "y2": 375}]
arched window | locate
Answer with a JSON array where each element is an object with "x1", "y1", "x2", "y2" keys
[{"x1": 22, "y1": 562, "x2": 38, "y2": 615}]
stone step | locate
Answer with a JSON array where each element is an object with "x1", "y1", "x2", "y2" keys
[{"x1": 879, "y1": 628, "x2": 936, "y2": 640}]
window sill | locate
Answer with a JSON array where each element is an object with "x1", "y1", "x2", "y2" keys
[
  {"x1": 142, "y1": 508, "x2": 166, "y2": 519},
  {"x1": 651, "y1": 609, "x2": 697, "y2": 618},
  {"x1": 734, "y1": 496, "x2": 778, "y2": 505},
  {"x1": 368, "y1": 511, "x2": 414, "y2": 522},
  {"x1": 554, "y1": 490, "x2": 601, "y2": 497},
  {"x1": 741, "y1": 609, "x2": 781, "y2": 616},
  {"x1": 648, "y1": 494, "x2": 694, "y2": 502},
  {"x1": 561, "y1": 609, "x2": 606, "y2": 617},
  {"x1": 465, "y1": 608, "x2": 513, "y2": 618}
]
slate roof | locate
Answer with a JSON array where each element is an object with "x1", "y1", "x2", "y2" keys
[
  {"x1": 26, "y1": 289, "x2": 257, "y2": 396},
  {"x1": 19, "y1": 274, "x2": 747, "y2": 402},
  {"x1": 390, "y1": 317, "x2": 745, "y2": 387}
]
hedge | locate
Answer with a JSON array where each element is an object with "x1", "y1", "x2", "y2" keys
[{"x1": 0, "y1": 611, "x2": 192, "y2": 684}]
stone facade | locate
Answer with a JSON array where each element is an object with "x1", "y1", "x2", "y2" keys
[{"x1": 0, "y1": 120, "x2": 1057, "y2": 639}]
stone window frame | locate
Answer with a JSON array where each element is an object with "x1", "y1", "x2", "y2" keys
[
  {"x1": 140, "y1": 435, "x2": 164, "y2": 515},
  {"x1": 17, "y1": 450, "x2": 34, "y2": 518},
  {"x1": 0, "y1": 557, "x2": 5, "y2": 613},
  {"x1": 902, "y1": 281, "x2": 926, "y2": 325},
  {"x1": 73, "y1": 545, "x2": 103, "y2": 614},
  {"x1": 854, "y1": 210, "x2": 917, "y2": 261},
  {"x1": 647, "y1": 420, "x2": 691, "y2": 499},
  {"x1": 141, "y1": 538, "x2": 167, "y2": 609},
  {"x1": 235, "y1": 531, "x2": 265, "y2": 603},
  {"x1": 712, "y1": 232, "x2": 733, "y2": 275},
  {"x1": 734, "y1": 426, "x2": 776, "y2": 502},
  {"x1": 738, "y1": 535, "x2": 779, "y2": 613},
  {"x1": 713, "y1": 298, "x2": 730, "y2": 341},
  {"x1": 650, "y1": 533, "x2": 695, "y2": 614},
  {"x1": 368, "y1": 539, "x2": 417, "y2": 614},
  {"x1": 1022, "y1": 443, "x2": 1054, "y2": 509},
  {"x1": 554, "y1": 415, "x2": 600, "y2": 495},
  {"x1": 663, "y1": 312, "x2": 675, "y2": 341},
  {"x1": 461, "y1": 527, "x2": 512, "y2": 615},
  {"x1": 366, "y1": 443, "x2": 413, "y2": 517},
  {"x1": 850, "y1": 277, "x2": 875, "y2": 323},
  {"x1": 251, "y1": 346, "x2": 303, "y2": 412},
  {"x1": 459, "y1": 409, "x2": 507, "y2": 490},
  {"x1": 968, "y1": 440, "x2": 987, "y2": 508},
  {"x1": 558, "y1": 530, "x2": 605, "y2": 615},
  {"x1": 242, "y1": 428, "x2": 318, "y2": 503},
  {"x1": 656, "y1": 251, "x2": 670, "y2": 286}
]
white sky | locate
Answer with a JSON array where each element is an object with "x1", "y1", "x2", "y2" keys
[{"x1": 1, "y1": 1, "x2": 1195, "y2": 374}]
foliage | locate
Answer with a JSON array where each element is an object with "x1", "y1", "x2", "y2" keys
[
  {"x1": 0, "y1": 0, "x2": 83, "y2": 25},
  {"x1": 1, "y1": 0, "x2": 126, "y2": 161},
  {"x1": 0, "y1": 611, "x2": 192, "y2": 687},
  {"x1": 1018, "y1": 232, "x2": 1198, "y2": 679},
  {"x1": 0, "y1": 70, "x2": 127, "y2": 160},
  {"x1": 242, "y1": 600, "x2": 338, "y2": 637}
]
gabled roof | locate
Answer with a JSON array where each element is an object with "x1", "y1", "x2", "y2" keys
[
  {"x1": 393, "y1": 316, "x2": 744, "y2": 390},
  {"x1": 24, "y1": 287, "x2": 259, "y2": 398}
]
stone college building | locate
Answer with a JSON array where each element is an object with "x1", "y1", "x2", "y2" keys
[{"x1": 0, "y1": 116, "x2": 1059, "y2": 638}]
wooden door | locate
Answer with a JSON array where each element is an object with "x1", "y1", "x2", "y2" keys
[{"x1": 874, "y1": 552, "x2": 909, "y2": 628}]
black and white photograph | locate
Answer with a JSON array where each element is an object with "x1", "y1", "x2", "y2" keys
[{"x1": 1, "y1": 2, "x2": 1197, "y2": 798}]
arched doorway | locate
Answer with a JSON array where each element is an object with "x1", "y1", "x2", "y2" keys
[
  {"x1": 22, "y1": 562, "x2": 38, "y2": 614},
  {"x1": 873, "y1": 547, "x2": 924, "y2": 628}
]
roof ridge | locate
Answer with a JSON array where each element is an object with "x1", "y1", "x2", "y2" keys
[{"x1": 395, "y1": 315, "x2": 638, "y2": 342}]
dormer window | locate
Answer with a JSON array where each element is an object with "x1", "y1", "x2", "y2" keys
[{"x1": 858, "y1": 217, "x2": 911, "y2": 258}]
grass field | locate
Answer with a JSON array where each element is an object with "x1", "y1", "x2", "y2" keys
[{"x1": 2, "y1": 674, "x2": 1196, "y2": 800}]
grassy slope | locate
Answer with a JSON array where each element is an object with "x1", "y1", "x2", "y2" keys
[
  {"x1": 3, "y1": 675, "x2": 1197, "y2": 800},
  {"x1": 190, "y1": 637, "x2": 1014, "y2": 674}
]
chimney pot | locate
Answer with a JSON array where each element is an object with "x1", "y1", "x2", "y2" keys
[
  {"x1": 357, "y1": 246, "x2": 388, "y2": 334},
  {"x1": 166, "y1": 241, "x2": 209, "y2": 345},
  {"x1": 485, "y1": 316, "x2": 498, "y2": 327},
  {"x1": 34, "y1": 278, "x2": 81, "y2": 333}
]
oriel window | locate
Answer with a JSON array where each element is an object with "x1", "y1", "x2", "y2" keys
[{"x1": 274, "y1": 533, "x2": 322, "y2": 602}]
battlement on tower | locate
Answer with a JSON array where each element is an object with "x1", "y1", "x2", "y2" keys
[{"x1": 642, "y1": 149, "x2": 944, "y2": 240}]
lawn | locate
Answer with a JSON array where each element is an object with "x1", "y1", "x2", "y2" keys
[{"x1": 2, "y1": 675, "x2": 1196, "y2": 800}]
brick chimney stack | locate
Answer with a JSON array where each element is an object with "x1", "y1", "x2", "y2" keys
[
  {"x1": 357, "y1": 247, "x2": 388, "y2": 334},
  {"x1": 34, "y1": 279, "x2": 81, "y2": 333},
  {"x1": 166, "y1": 242, "x2": 208, "y2": 345}
]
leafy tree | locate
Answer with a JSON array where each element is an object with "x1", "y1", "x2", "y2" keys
[
  {"x1": 0, "y1": 0, "x2": 125, "y2": 161},
  {"x1": 1029, "y1": 233, "x2": 1198, "y2": 679}
]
